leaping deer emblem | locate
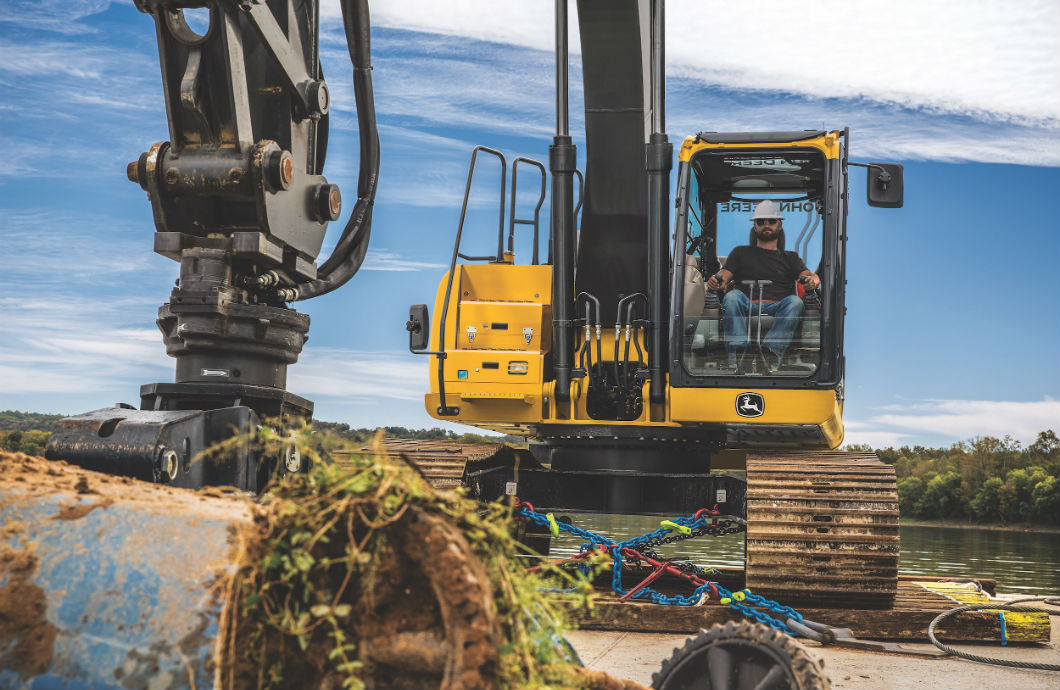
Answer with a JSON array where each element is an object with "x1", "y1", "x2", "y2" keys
[{"x1": 737, "y1": 393, "x2": 763, "y2": 417}]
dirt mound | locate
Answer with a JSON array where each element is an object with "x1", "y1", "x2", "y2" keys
[
  {"x1": 1, "y1": 450, "x2": 646, "y2": 689},
  {"x1": 0, "y1": 451, "x2": 254, "y2": 521}
]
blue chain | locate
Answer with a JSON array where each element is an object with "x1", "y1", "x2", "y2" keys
[{"x1": 516, "y1": 504, "x2": 801, "y2": 635}]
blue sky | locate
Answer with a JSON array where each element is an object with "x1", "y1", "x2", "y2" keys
[{"x1": 0, "y1": 0, "x2": 1057, "y2": 449}]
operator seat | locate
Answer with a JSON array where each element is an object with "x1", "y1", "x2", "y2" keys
[{"x1": 683, "y1": 255, "x2": 721, "y2": 354}]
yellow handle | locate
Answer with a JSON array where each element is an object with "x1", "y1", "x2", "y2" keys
[
  {"x1": 546, "y1": 512, "x2": 560, "y2": 538},
  {"x1": 660, "y1": 520, "x2": 692, "y2": 535}
]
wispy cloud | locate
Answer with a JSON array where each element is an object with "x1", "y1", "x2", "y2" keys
[
  {"x1": 360, "y1": 250, "x2": 446, "y2": 272},
  {"x1": 0, "y1": 296, "x2": 428, "y2": 413},
  {"x1": 0, "y1": 210, "x2": 160, "y2": 285},
  {"x1": 361, "y1": 0, "x2": 1060, "y2": 126},
  {"x1": 290, "y1": 348, "x2": 425, "y2": 402},
  {"x1": 0, "y1": 0, "x2": 116, "y2": 35},
  {"x1": 344, "y1": 2, "x2": 1059, "y2": 167},
  {"x1": 845, "y1": 398, "x2": 1060, "y2": 448},
  {"x1": 0, "y1": 295, "x2": 169, "y2": 396}
]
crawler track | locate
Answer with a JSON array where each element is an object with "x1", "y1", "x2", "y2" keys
[
  {"x1": 745, "y1": 451, "x2": 900, "y2": 608},
  {"x1": 333, "y1": 440, "x2": 505, "y2": 489}
]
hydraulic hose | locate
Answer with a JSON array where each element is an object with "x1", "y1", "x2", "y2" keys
[{"x1": 293, "y1": 0, "x2": 379, "y2": 301}]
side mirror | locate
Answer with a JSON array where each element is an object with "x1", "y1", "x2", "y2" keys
[
  {"x1": 407, "y1": 304, "x2": 429, "y2": 352},
  {"x1": 866, "y1": 162, "x2": 904, "y2": 208}
]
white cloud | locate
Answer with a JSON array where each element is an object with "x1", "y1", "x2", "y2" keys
[
  {"x1": 0, "y1": 210, "x2": 156, "y2": 281},
  {"x1": 0, "y1": 295, "x2": 170, "y2": 395},
  {"x1": 360, "y1": 250, "x2": 446, "y2": 272},
  {"x1": 360, "y1": 0, "x2": 1060, "y2": 126},
  {"x1": 846, "y1": 398, "x2": 1060, "y2": 448},
  {"x1": 325, "y1": 1, "x2": 1059, "y2": 167},
  {"x1": 288, "y1": 348, "x2": 426, "y2": 402},
  {"x1": 0, "y1": 296, "x2": 429, "y2": 412},
  {"x1": 0, "y1": 0, "x2": 116, "y2": 35}
]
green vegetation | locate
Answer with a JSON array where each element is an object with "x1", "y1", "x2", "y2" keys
[
  {"x1": 0, "y1": 411, "x2": 520, "y2": 459},
  {"x1": 848, "y1": 430, "x2": 1060, "y2": 527},
  {"x1": 0, "y1": 429, "x2": 53, "y2": 457},
  {"x1": 217, "y1": 428, "x2": 598, "y2": 690},
  {"x1": 313, "y1": 420, "x2": 522, "y2": 445},
  {"x1": 0, "y1": 411, "x2": 64, "y2": 432}
]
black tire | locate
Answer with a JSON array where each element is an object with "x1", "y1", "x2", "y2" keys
[{"x1": 651, "y1": 620, "x2": 830, "y2": 690}]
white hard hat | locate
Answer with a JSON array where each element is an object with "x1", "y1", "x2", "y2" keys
[{"x1": 751, "y1": 200, "x2": 784, "y2": 220}]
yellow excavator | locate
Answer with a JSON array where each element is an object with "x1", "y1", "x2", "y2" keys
[{"x1": 408, "y1": 0, "x2": 905, "y2": 608}]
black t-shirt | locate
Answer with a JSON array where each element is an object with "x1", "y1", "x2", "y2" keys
[{"x1": 723, "y1": 246, "x2": 807, "y2": 301}]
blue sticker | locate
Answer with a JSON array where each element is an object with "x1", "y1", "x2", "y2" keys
[{"x1": 457, "y1": 370, "x2": 468, "y2": 379}]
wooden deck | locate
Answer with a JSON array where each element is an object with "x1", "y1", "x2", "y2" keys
[{"x1": 573, "y1": 578, "x2": 1050, "y2": 643}]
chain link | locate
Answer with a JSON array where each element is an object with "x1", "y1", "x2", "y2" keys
[{"x1": 514, "y1": 503, "x2": 802, "y2": 635}]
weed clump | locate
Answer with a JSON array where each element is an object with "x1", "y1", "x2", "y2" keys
[{"x1": 216, "y1": 431, "x2": 600, "y2": 690}]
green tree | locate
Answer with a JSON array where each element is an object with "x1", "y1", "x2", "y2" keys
[
  {"x1": 892, "y1": 455, "x2": 912, "y2": 479},
  {"x1": 1, "y1": 430, "x2": 23, "y2": 451},
  {"x1": 1028, "y1": 430, "x2": 1060, "y2": 475},
  {"x1": 897, "y1": 476, "x2": 925, "y2": 517},
  {"x1": 1004, "y1": 467, "x2": 1047, "y2": 522},
  {"x1": 1031, "y1": 476, "x2": 1059, "y2": 525},
  {"x1": 918, "y1": 471, "x2": 963, "y2": 519},
  {"x1": 996, "y1": 481, "x2": 1021, "y2": 524},
  {"x1": 970, "y1": 477, "x2": 1003, "y2": 521}
]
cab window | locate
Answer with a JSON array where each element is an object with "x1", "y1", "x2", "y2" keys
[{"x1": 680, "y1": 150, "x2": 826, "y2": 379}]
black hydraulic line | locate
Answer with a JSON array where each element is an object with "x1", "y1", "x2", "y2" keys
[
  {"x1": 626, "y1": 295, "x2": 648, "y2": 388},
  {"x1": 575, "y1": 292, "x2": 600, "y2": 379},
  {"x1": 551, "y1": 0, "x2": 577, "y2": 403},
  {"x1": 613, "y1": 293, "x2": 645, "y2": 386},
  {"x1": 293, "y1": 0, "x2": 378, "y2": 301},
  {"x1": 622, "y1": 301, "x2": 636, "y2": 388},
  {"x1": 578, "y1": 302, "x2": 590, "y2": 371}
]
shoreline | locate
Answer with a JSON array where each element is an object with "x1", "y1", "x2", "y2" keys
[{"x1": 899, "y1": 518, "x2": 1060, "y2": 535}]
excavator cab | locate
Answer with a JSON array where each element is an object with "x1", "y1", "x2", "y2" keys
[{"x1": 674, "y1": 132, "x2": 835, "y2": 382}]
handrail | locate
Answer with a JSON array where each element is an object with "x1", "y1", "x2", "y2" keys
[
  {"x1": 435, "y1": 146, "x2": 507, "y2": 416},
  {"x1": 551, "y1": 168, "x2": 584, "y2": 265},
  {"x1": 508, "y1": 157, "x2": 546, "y2": 264}
]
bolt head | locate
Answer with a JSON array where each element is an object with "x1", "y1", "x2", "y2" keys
[{"x1": 314, "y1": 184, "x2": 341, "y2": 221}]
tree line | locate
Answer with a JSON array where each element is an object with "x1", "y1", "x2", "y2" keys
[
  {"x1": 848, "y1": 430, "x2": 1059, "y2": 526},
  {"x1": 3, "y1": 410, "x2": 1055, "y2": 527},
  {"x1": 0, "y1": 411, "x2": 521, "y2": 457}
]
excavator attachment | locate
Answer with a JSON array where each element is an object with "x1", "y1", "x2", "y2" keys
[{"x1": 44, "y1": 0, "x2": 379, "y2": 491}]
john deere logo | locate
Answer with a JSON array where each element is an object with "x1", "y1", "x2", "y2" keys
[{"x1": 736, "y1": 392, "x2": 764, "y2": 418}]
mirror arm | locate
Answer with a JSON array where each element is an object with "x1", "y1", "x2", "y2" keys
[{"x1": 847, "y1": 161, "x2": 891, "y2": 188}]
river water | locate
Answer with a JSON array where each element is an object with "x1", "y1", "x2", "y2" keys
[{"x1": 548, "y1": 514, "x2": 1060, "y2": 596}]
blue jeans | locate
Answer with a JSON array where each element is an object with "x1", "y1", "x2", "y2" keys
[{"x1": 722, "y1": 291, "x2": 804, "y2": 360}]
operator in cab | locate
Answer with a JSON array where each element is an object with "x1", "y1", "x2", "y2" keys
[{"x1": 705, "y1": 200, "x2": 820, "y2": 371}]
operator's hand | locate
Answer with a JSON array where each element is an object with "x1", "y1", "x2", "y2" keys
[
  {"x1": 800, "y1": 273, "x2": 820, "y2": 290},
  {"x1": 706, "y1": 272, "x2": 725, "y2": 291}
]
